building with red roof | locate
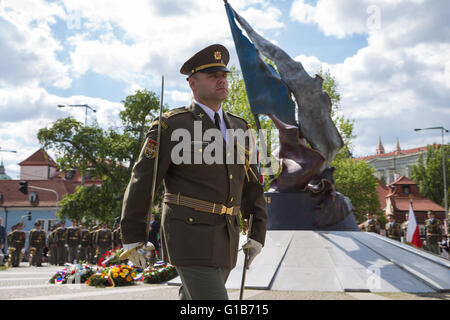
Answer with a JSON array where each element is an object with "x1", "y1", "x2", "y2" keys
[
  {"x1": 381, "y1": 176, "x2": 445, "y2": 235},
  {"x1": 356, "y1": 137, "x2": 428, "y2": 185},
  {"x1": 0, "y1": 149, "x2": 102, "y2": 241}
]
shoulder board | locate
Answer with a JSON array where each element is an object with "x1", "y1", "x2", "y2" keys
[
  {"x1": 163, "y1": 107, "x2": 189, "y2": 119},
  {"x1": 151, "y1": 119, "x2": 169, "y2": 130},
  {"x1": 226, "y1": 112, "x2": 251, "y2": 128}
]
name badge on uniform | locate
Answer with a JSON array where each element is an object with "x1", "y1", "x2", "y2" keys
[{"x1": 144, "y1": 138, "x2": 159, "y2": 159}]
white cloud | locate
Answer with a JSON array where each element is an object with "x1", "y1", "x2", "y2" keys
[
  {"x1": 0, "y1": 86, "x2": 123, "y2": 177},
  {"x1": 166, "y1": 89, "x2": 192, "y2": 104},
  {"x1": 294, "y1": 54, "x2": 331, "y2": 77},
  {"x1": 0, "y1": 0, "x2": 71, "y2": 88},
  {"x1": 60, "y1": 0, "x2": 285, "y2": 88}
]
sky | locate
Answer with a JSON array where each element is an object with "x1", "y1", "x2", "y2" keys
[{"x1": 0, "y1": 0, "x2": 449, "y2": 179}]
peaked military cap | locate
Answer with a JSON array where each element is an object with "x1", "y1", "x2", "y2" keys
[{"x1": 180, "y1": 44, "x2": 230, "y2": 78}]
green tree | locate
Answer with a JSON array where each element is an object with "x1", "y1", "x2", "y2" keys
[
  {"x1": 37, "y1": 89, "x2": 164, "y2": 224},
  {"x1": 333, "y1": 158, "x2": 381, "y2": 222},
  {"x1": 318, "y1": 68, "x2": 355, "y2": 160},
  {"x1": 411, "y1": 144, "x2": 450, "y2": 207}
]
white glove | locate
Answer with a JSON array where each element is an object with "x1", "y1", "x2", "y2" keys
[
  {"x1": 119, "y1": 242, "x2": 155, "y2": 268},
  {"x1": 242, "y1": 238, "x2": 262, "y2": 269}
]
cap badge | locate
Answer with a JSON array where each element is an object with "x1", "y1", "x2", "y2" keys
[{"x1": 214, "y1": 51, "x2": 222, "y2": 60}]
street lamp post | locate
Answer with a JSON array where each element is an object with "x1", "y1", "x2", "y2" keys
[
  {"x1": 414, "y1": 126, "x2": 449, "y2": 233},
  {"x1": 57, "y1": 104, "x2": 97, "y2": 126},
  {"x1": 57, "y1": 104, "x2": 97, "y2": 185},
  {"x1": 0, "y1": 147, "x2": 16, "y2": 153}
]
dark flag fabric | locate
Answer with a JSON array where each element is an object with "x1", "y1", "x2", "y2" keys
[{"x1": 224, "y1": 2, "x2": 297, "y2": 126}]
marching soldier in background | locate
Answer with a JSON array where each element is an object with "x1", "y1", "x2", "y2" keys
[
  {"x1": 67, "y1": 220, "x2": 81, "y2": 263},
  {"x1": 47, "y1": 225, "x2": 58, "y2": 265},
  {"x1": 28, "y1": 222, "x2": 46, "y2": 266},
  {"x1": 401, "y1": 213, "x2": 409, "y2": 243},
  {"x1": 95, "y1": 223, "x2": 112, "y2": 262},
  {"x1": 113, "y1": 225, "x2": 122, "y2": 249},
  {"x1": 359, "y1": 213, "x2": 380, "y2": 233},
  {"x1": 425, "y1": 210, "x2": 442, "y2": 255},
  {"x1": 385, "y1": 213, "x2": 402, "y2": 241},
  {"x1": 6, "y1": 224, "x2": 16, "y2": 267},
  {"x1": 55, "y1": 221, "x2": 68, "y2": 265},
  {"x1": 79, "y1": 223, "x2": 90, "y2": 262},
  {"x1": 8, "y1": 223, "x2": 26, "y2": 267}
]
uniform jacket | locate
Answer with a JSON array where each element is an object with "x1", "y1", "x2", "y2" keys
[
  {"x1": 8, "y1": 230, "x2": 26, "y2": 248},
  {"x1": 55, "y1": 227, "x2": 68, "y2": 245},
  {"x1": 67, "y1": 226, "x2": 81, "y2": 246},
  {"x1": 80, "y1": 229, "x2": 90, "y2": 247},
  {"x1": 385, "y1": 222, "x2": 402, "y2": 240},
  {"x1": 29, "y1": 229, "x2": 46, "y2": 249},
  {"x1": 121, "y1": 102, "x2": 267, "y2": 269},
  {"x1": 425, "y1": 218, "x2": 442, "y2": 240},
  {"x1": 95, "y1": 229, "x2": 112, "y2": 247},
  {"x1": 363, "y1": 219, "x2": 379, "y2": 233}
]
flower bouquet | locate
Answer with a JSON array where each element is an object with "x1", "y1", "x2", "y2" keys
[
  {"x1": 97, "y1": 247, "x2": 125, "y2": 267},
  {"x1": 49, "y1": 263, "x2": 96, "y2": 284},
  {"x1": 142, "y1": 261, "x2": 178, "y2": 284},
  {"x1": 86, "y1": 264, "x2": 138, "y2": 287},
  {"x1": 85, "y1": 270, "x2": 112, "y2": 288}
]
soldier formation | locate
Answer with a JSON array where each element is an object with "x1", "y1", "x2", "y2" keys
[
  {"x1": 359, "y1": 210, "x2": 448, "y2": 258},
  {"x1": 5, "y1": 219, "x2": 123, "y2": 267}
]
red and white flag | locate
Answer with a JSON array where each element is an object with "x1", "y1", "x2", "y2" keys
[{"x1": 406, "y1": 203, "x2": 422, "y2": 248}]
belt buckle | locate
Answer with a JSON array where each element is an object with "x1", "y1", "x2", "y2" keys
[{"x1": 220, "y1": 205, "x2": 233, "y2": 215}]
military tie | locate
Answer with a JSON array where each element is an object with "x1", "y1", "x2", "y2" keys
[
  {"x1": 214, "y1": 112, "x2": 225, "y2": 163},
  {"x1": 214, "y1": 112, "x2": 221, "y2": 132}
]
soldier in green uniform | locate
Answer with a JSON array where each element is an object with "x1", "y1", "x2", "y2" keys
[
  {"x1": 424, "y1": 210, "x2": 442, "y2": 255},
  {"x1": 95, "y1": 223, "x2": 112, "y2": 262},
  {"x1": 120, "y1": 44, "x2": 267, "y2": 300},
  {"x1": 55, "y1": 221, "x2": 68, "y2": 265},
  {"x1": 47, "y1": 225, "x2": 58, "y2": 265},
  {"x1": 6, "y1": 224, "x2": 16, "y2": 267},
  {"x1": 401, "y1": 213, "x2": 409, "y2": 243},
  {"x1": 79, "y1": 223, "x2": 90, "y2": 262},
  {"x1": 359, "y1": 213, "x2": 380, "y2": 233},
  {"x1": 8, "y1": 223, "x2": 26, "y2": 267},
  {"x1": 28, "y1": 222, "x2": 46, "y2": 266},
  {"x1": 67, "y1": 220, "x2": 81, "y2": 263},
  {"x1": 385, "y1": 213, "x2": 402, "y2": 241}
]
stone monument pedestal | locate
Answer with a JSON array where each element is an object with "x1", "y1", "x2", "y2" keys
[{"x1": 265, "y1": 191, "x2": 359, "y2": 231}]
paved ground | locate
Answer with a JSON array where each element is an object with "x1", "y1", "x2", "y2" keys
[{"x1": 1, "y1": 263, "x2": 449, "y2": 300}]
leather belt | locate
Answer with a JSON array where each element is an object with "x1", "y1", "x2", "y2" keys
[{"x1": 164, "y1": 193, "x2": 239, "y2": 216}]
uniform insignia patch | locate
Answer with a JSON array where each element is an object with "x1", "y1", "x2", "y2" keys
[{"x1": 144, "y1": 138, "x2": 158, "y2": 159}]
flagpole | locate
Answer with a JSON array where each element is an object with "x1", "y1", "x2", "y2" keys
[{"x1": 253, "y1": 113, "x2": 274, "y2": 182}]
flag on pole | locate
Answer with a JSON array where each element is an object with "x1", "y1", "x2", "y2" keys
[
  {"x1": 406, "y1": 202, "x2": 422, "y2": 248},
  {"x1": 224, "y1": 2, "x2": 296, "y2": 125}
]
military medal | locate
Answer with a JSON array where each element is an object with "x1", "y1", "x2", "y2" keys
[{"x1": 144, "y1": 138, "x2": 158, "y2": 159}]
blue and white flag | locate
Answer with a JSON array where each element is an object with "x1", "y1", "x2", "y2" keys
[{"x1": 225, "y1": 2, "x2": 296, "y2": 126}]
